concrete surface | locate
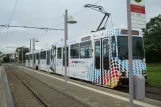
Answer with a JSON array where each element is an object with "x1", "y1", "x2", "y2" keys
[
  {"x1": 19, "y1": 66, "x2": 161, "y2": 107},
  {"x1": 0, "y1": 66, "x2": 14, "y2": 107}
]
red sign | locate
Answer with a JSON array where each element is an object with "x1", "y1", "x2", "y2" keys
[{"x1": 131, "y1": 4, "x2": 145, "y2": 14}]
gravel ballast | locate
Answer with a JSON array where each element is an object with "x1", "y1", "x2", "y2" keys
[
  {"x1": 11, "y1": 66, "x2": 89, "y2": 107},
  {"x1": 5, "y1": 66, "x2": 44, "y2": 107}
]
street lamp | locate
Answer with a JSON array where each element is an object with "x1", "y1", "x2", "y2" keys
[
  {"x1": 21, "y1": 46, "x2": 29, "y2": 67},
  {"x1": 64, "y1": 10, "x2": 77, "y2": 91},
  {"x1": 18, "y1": 49, "x2": 20, "y2": 64},
  {"x1": 32, "y1": 38, "x2": 39, "y2": 76},
  {"x1": 159, "y1": 14, "x2": 161, "y2": 18},
  {"x1": 22, "y1": 47, "x2": 24, "y2": 66},
  {"x1": 159, "y1": 14, "x2": 161, "y2": 28}
]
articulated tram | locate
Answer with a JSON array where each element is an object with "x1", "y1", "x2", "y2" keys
[{"x1": 25, "y1": 27, "x2": 147, "y2": 88}]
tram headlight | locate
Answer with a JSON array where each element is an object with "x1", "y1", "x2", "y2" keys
[
  {"x1": 142, "y1": 70, "x2": 146, "y2": 75},
  {"x1": 120, "y1": 71, "x2": 126, "y2": 77},
  {"x1": 119, "y1": 72, "x2": 122, "y2": 76}
]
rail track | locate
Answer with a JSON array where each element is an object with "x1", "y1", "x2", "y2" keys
[
  {"x1": 5, "y1": 65, "x2": 88, "y2": 107},
  {"x1": 145, "y1": 85, "x2": 161, "y2": 101},
  {"x1": 114, "y1": 85, "x2": 161, "y2": 101},
  {"x1": 146, "y1": 86, "x2": 161, "y2": 95},
  {"x1": 5, "y1": 65, "x2": 50, "y2": 107}
]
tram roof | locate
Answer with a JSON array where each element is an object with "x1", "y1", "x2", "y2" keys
[{"x1": 55, "y1": 27, "x2": 143, "y2": 47}]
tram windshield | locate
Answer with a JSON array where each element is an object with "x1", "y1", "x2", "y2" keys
[{"x1": 117, "y1": 36, "x2": 144, "y2": 60}]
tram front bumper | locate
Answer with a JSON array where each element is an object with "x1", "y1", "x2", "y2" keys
[{"x1": 119, "y1": 75, "x2": 147, "y2": 86}]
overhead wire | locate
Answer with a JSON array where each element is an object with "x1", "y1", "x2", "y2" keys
[
  {"x1": 73, "y1": 0, "x2": 104, "y2": 16},
  {"x1": 6, "y1": 0, "x2": 19, "y2": 37},
  {"x1": 8, "y1": 0, "x2": 105, "y2": 41},
  {"x1": 38, "y1": 0, "x2": 104, "y2": 40},
  {"x1": 51, "y1": 0, "x2": 104, "y2": 29}
]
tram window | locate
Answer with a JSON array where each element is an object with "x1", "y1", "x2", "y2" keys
[
  {"x1": 47, "y1": 51, "x2": 50, "y2": 65},
  {"x1": 40, "y1": 51, "x2": 46, "y2": 59},
  {"x1": 70, "y1": 43, "x2": 79, "y2": 58},
  {"x1": 36, "y1": 53, "x2": 39, "y2": 60},
  {"x1": 34, "y1": 54, "x2": 36, "y2": 63},
  {"x1": 103, "y1": 39, "x2": 109, "y2": 70},
  {"x1": 80, "y1": 41, "x2": 92, "y2": 58},
  {"x1": 50, "y1": 50, "x2": 52, "y2": 61},
  {"x1": 57, "y1": 48, "x2": 62, "y2": 59},
  {"x1": 44, "y1": 51, "x2": 46, "y2": 59},
  {"x1": 80, "y1": 47, "x2": 85, "y2": 58},
  {"x1": 40, "y1": 52, "x2": 42, "y2": 59},
  {"x1": 95, "y1": 41, "x2": 100, "y2": 69}
]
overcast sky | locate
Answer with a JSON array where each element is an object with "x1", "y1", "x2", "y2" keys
[{"x1": 0, "y1": 0, "x2": 161, "y2": 53}]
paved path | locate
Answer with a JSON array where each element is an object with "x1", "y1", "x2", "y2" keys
[
  {"x1": 0, "y1": 66, "x2": 7, "y2": 107},
  {"x1": 0, "y1": 66, "x2": 14, "y2": 107},
  {"x1": 19, "y1": 66, "x2": 161, "y2": 107}
]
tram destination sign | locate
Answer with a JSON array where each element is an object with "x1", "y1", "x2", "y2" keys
[
  {"x1": 81, "y1": 36, "x2": 91, "y2": 41},
  {"x1": 121, "y1": 29, "x2": 139, "y2": 35},
  {"x1": 130, "y1": 0, "x2": 146, "y2": 29}
]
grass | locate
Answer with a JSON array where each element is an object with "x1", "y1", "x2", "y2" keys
[{"x1": 146, "y1": 63, "x2": 161, "y2": 86}]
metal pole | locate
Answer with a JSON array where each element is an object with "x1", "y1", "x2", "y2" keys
[
  {"x1": 14, "y1": 52, "x2": 15, "y2": 65},
  {"x1": 22, "y1": 47, "x2": 23, "y2": 67},
  {"x1": 30, "y1": 39, "x2": 31, "y2": 67},
  {"x1": 32, "y1": 38, "x2": 34, "y2": 76},
  {"x1": 64, "y1": 9, "x2": 68, "y2": 91},
  {"x1": 18, "y1": 51, "x2": 20, "y2": 64},
  {"x1": 127, "y1": 0, "x2": 133, "y2": 107}
]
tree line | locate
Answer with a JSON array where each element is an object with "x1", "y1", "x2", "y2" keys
[
  {"x1": 143, "y1": 15, "x2": 161, "y2": 63},
  {"x1": 1, "y1": 47, "x2": 29, "y2": 63}
]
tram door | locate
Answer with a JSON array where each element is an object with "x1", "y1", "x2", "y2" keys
[
  {"x1": 94, "y1": 38, "x2": 109, "y2": 85},
  {"x1": 47, "y1": 51, "x2": 50, "y2": 65}
]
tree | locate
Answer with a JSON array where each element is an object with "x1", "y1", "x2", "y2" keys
[
  {"x1": 3, "y1": 54, "x2": 10, "y2": 63},
  {"x1": 143, "y1": 14, "x2": 161, "y2": 63},
  {"x1": 16, "y1": 47, "x2": 29, "y2": 62}
]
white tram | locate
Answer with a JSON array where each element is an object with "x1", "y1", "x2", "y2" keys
[{"x1": 25, "y1": 27, "x2": 147, "y2": 88}]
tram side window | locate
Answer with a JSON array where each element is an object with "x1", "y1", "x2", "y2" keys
[
  {"x1": 80, "y1": 41, "x2": 92, "y2": 58},
  {"x1": 50, "y1": 50, "x2": 52, "y2": 61},
  {"x1": 34, "y1": 54, "x2": 36, "y2": 63},
  {"x1": 47, "y1": 51, "x2": 50, "y2": 65},
  {"x1": 44, "y1": 51, "x2": 46, "y2": 59},
  {"x1": 40, "y1": 52, "x2": 42, "y2": 59},
  {"x1": 40, "y1": 51, "x2": 46, "y2": 59},
  {"x1": 70, "y1": 43, "x2": 79, "y2": 58},
  {"x1": 95, "y1": 41, "x2": 100, "y2": 69},
  {"x1": 57, "y1": 48, "x2": 62, "y2": 59},
  {"x1": 112, "y1": 36, "x2": 116, "y2": 57},
  {"x1": 36, "y1": 53, "x2": 39, "y2": 60}
]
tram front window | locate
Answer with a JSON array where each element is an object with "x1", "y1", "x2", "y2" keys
[{"x1": 117, "y1": 36, "x2": 144, "y2": 60}]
